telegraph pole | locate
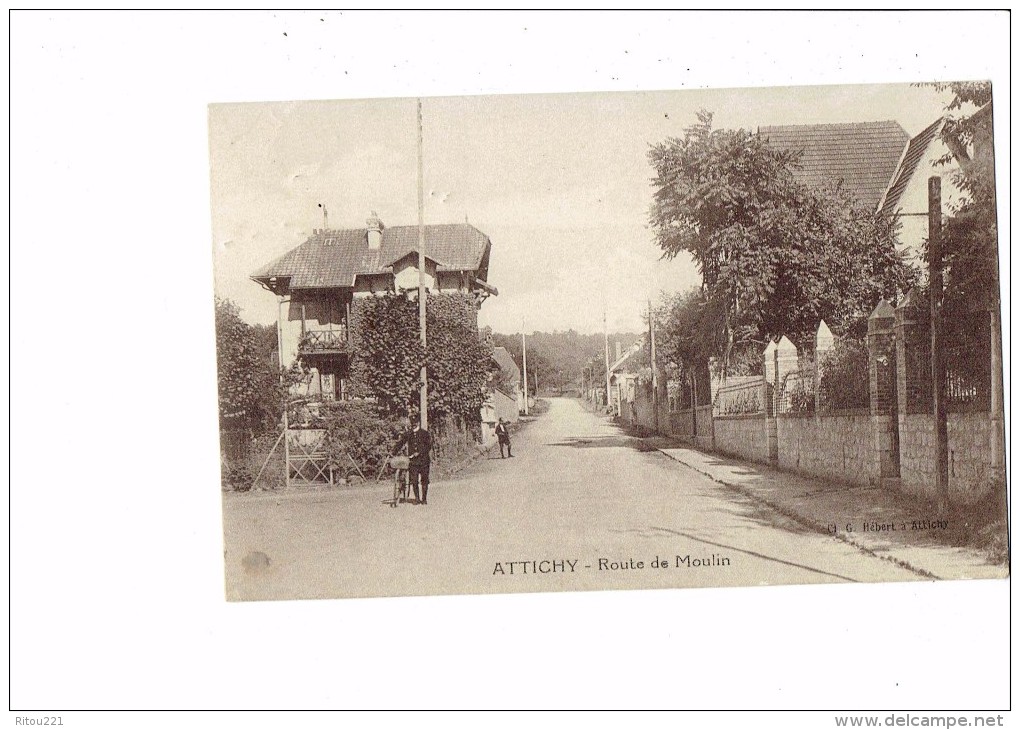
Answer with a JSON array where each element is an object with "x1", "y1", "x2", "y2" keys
[
  {"x1": 929, "y1": 176, "x2": 949, "y2": 513},
  {"x1": 521, "y1": 324, "x2": 529, "y2": 415},
  {"x1": 277, "y1": 294, "x2": 290, "y2": 489},
  {"x1": 417, "y1": 99, "x2": 428, "y2": 429},
  {"x1": 603, "y1": 310, "x2": 611, "y2": 411},
  {"x1": 649, "y1": 299, "x2": 658, "y2": 433}
]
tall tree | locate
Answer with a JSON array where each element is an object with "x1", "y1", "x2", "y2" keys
[
  {"x1": 924, "y1": 82, "x2": 997, "y2": 316},
  {"x1": 648, "y1": 111, "x2": 916, "y2": 371},
  {"x1": 215, "y1": 298, "x2": 281, "y2": 432}
]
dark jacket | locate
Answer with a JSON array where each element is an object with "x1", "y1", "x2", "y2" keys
[
  {"x1": 495, "y1": 422, "x2": 510, "y2": 443},
  {"x1": 393, "y1": 427, "x2": 432, "y2": 466}
]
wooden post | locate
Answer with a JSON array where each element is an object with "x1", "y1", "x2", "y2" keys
[
  {"x1": 522, "y1": 328, "x2": 529, "y2": 415},
  {"x1": 649, "y1": 300, "x2": 658, "y2": 433},
  {"x1": 278, "y1": 295, "x2": 290, "y2": 489},
  {"x1": 417, "y1": 98, "x2": 428, "y2": 430},
  {"x1": 603, "y1": 311, "x2": 611, "y2": 411},
  {"x1": 929, "y1": 176, "x2": 949, "y2": 513}
]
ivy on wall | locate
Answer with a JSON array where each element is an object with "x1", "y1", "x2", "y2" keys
[{"x1": 349, "y1": 292, "x2": 494, "y2": 424}]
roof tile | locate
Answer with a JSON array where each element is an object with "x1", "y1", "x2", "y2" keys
[
  {"x1": 252, "y1": 223, "x2": 491, "y2": 289},
  {"x1": 759, "y1": 121, "x2": 910, "y2": 210},
  {"x1": 877, "y1": 118, "x2": 944, "y2": 215}
]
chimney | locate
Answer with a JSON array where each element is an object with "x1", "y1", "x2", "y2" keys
[
  {"x1": 615, "y1": 342, "x2": 622, "y2": 362},
  {"x1": 366, "y1": 211, "x2": 384, "y2": 249}
]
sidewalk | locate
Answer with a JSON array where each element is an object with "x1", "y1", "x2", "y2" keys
[{"x1": 642, "y1": 436, "x2": 1007, "y2": 581}]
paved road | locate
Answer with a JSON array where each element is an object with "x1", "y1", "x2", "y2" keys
[{"x1": 223, "y1": 397, "x2": 922, "y2": 601}]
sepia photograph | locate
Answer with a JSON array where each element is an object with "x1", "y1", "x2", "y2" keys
[
  {"x1": 211, "y1": 82, "x2": 1007, "y2": 602},
  {"x1": 11, "y1": 10, "x2": 1012, "y2": 718}
]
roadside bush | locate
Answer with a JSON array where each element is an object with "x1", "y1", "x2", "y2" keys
[
  {"x1": 719, "y1": 388, "x2": 761, "y2": 415},
  {"x1": 785, "y1": 377, "x2": 815, "y2": 414},
  {"x1": 322, "y1": 400, "x2": 402, "y2": 479},
  {"x1": 222, "y1": 464, "x2": 254, "y2": 492}
]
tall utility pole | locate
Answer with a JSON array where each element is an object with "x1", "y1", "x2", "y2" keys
[
  {"x1": 277, "y1": 295, "x2": 290, "y2": 489},
  {"x1": 929, "y1": 176, "x2": 949, "y2": 513},
  {"x1": 417, "y1": 99, "x2": 428, "y2": 429},
  {"x1": 521, "y1": 325, "x2": 529, "y2": 415},
  {"x1": 649, "y1": 299, "x2": 658, "y2": 433},
  {"x1": 603, "y1": 311, "x2": 611, "y2": 411}
]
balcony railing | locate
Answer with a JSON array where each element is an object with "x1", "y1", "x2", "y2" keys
[{"x1": 299, "y1": 328, "x2": 350, "y2": 354}]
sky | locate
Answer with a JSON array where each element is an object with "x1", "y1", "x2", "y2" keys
[{"x1": 210, "y1": 83, "x2": 959, "y2": 335}]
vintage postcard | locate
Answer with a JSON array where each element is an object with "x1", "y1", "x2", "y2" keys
[{"x1": 210, "y1": 82, "x2": 1008, "y2": 602}]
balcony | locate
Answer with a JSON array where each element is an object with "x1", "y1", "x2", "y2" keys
[{"x1": 298, "y1": 327, "x2": 351, "y2": 356}]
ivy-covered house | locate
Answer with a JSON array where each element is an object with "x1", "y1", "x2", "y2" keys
[{"x1": 251, "y1": 212, "x2": 498, "y2": 400}]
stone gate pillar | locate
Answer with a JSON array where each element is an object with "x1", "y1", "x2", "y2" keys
[
  {"x1": 763, "y1": 340, "x2": 778, "y2": 464},
  {"x1": 814, "y1": 320, "x2": 834, "y2": 412}
]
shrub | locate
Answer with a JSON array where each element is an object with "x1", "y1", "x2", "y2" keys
[
  {"x1": 720, "y1": 387, "x2": 761, "y2": 415},
  {"x1": 221, "y1": 464, "x2": 254, "y2": 492},
  {"x1": 322, "y1": 400, "x2": 402, "y2": 479},
  {"x1": 819, "y1": 338, "x2": 870, "y2": 411},
  {"x1": 785, "y1": 377, "x2": 815, "y2": 414}
]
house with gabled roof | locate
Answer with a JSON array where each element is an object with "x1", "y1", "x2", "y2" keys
[
  {"x1": 760, "y1": 111, "x2": 994, "y2": 269},
  {"x1": 876, "y1": 103, "x2": 993, "y2": 266},
  {"x1": 480, "y1": 345, "x2": 521, "y2": 446},
  {"x1": 607, "y1": 337, "x2": 647, "y2": 419},
  {"x1": 252, "y1": 212, "x2": 498, "y2": 400}
]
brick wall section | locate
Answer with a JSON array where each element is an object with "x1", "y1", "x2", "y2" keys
[
  {"x1": 714, "y1": 414, "x2": 771, "y2": 464},
  {"x1": 898, "y1": 411, "x2": 995, "y2": 504},
  {"x1": 776, "y1": 413, "x2": 876, "y2": 487}
]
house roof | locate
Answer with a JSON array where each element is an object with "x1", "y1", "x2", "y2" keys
[
  {"x1": 610, "y1": 337, "x2": 646, "y2": 373},
  {"x1": 876, "y1": 117, "x2": 945, "y2": 216},
  {"x1": 252, "y1": 222, "x2": 492, "y2": 290},
  {"x1": 759, "y1": 121, "x2": 910, "y2": 211},
  {"x1": 491, "y1": 346, "x2": 520, "y2": 381}
]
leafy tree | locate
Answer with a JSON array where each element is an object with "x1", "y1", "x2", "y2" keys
[
  {"x1": 923, "y1": 82, "x2": 997, "y2": 318},
  {"x1": 648, "y1": 111, "x2": 917, "y2": 372},
  {"x1": 923, "y1": 81, "x2": 994, "y2": 205},
  {"x1": 215, "y1": 298, "x2": 281, "y2": 432},
  {"x1": 215, "y1": 297, "x2": 265, "y2": 428},
  {"x1": 490, "y1": 329, "x2": 640, "y2": 392}
]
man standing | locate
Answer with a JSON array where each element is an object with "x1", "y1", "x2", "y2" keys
[
  {"x1": 495, "y1": 418, "x2": 513, "y2": 458},
  {"x1": 393, "y1": 418, "x2": 433, "y2": 505}
]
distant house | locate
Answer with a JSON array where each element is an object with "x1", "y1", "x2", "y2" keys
[
  {"x1": 491, "y1": 346, "x2": 523, "y2": 413},
  {"x1": 607, "y1": 338, "x2": 646, "y2": 420},
  {"x1": 251, "y1": 213, "x2": 498, "y2": 399},
  {"x1": 480, "y1": 346, "x2": 522, "y2": 446}
]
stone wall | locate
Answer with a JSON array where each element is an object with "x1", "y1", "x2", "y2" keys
[
  {"x1": 714, "y1": 414, "x2": 771, "y2": 464},
  {"x1": 669, "y1": 409, "x2": 694, "y2": 440},
  {"x1": 694, "y1": 405, "x2": 714, "y2": 450},
  {"x1": 776, "y1": 413, "x2": 876, "y2": 487},
  {"x1": 898, "y1": 411, "x2": 996, "y2": 504},
  {"x1": 633, "y1": 382, "x2": 669, "y2": 434}
]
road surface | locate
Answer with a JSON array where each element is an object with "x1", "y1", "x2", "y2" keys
[{"x1": 222, "y1": 397, "x2": 922, "y2": 601}]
